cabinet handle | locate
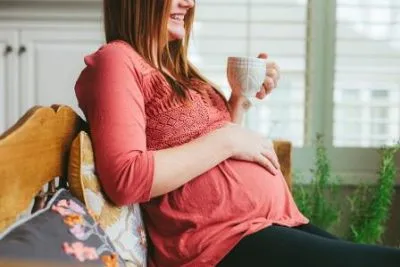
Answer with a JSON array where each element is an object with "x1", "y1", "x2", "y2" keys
[
  {"x1": 18, "y1": 46, "x2": 27, "y2": 55},
  {"x1": 3, "y1": 45, "x2": 13, "y2": 56}
]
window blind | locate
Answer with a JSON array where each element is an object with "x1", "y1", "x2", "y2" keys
[
  {"x1": 189, "y1": 0, "x2": 308, "y2": 147},
  {"x1": 334, "y1": 0, "x2": 400, "y2": 147}
]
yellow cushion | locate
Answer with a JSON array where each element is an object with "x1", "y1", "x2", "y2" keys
[{"x1": 68, "y1": 131, "x2": 147, "y2": 266}]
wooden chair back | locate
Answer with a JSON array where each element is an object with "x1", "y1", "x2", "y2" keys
[{"x1": 0, "y1": 105, "x2": 83, "y2": 232}]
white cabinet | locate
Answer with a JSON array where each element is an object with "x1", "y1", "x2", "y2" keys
[
  {"x1": 19, "y1": 29, "x2": 103, "y2": 117},
  {"x1": 0, "y1": 26, "x2": 103, "y2": 133},
  {"x1": 0, "y1": 29, "x2": 18, "y2": 133}
]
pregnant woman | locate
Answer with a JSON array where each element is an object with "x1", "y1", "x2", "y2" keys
[{"x1": 74, "y1": 0, "x2": 400, "y2": 266}]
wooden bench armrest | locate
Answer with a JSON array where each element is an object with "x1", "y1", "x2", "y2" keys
[{"x1": 273, "y1": 140, "x2": 293, "y2": 190}]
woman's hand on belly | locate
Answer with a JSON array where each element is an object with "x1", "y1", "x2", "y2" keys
[{"x1": 218, "y1": 123, "x2": 280, "y2": 176}]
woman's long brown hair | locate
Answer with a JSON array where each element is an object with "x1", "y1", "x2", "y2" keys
[{"x1": 103, "y1": 0, "x2": 213, "y2": 99}]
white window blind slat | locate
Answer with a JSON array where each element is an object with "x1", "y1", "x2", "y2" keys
[
  {"x1": 337, "y1": 41, "x2": 400, "y2": 56},
  {"x1": 190, "y1": 1, "x2": 308, "y2": 146},
  {"x1": 336, "y1": 56, "x2": 400, "y2": 74}
]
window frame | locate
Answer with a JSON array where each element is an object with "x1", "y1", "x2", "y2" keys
[{"x1": 294, "y1": 0, "x2": 400, "y2": 184}]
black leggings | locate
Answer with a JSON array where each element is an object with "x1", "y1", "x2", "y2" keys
[{"x1": 218, "y1": 223, "x2": 400, "y2": 267}]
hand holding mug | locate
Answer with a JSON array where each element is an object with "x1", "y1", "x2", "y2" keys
[{"x1": 227, "y1": 53, "x2": 280, "y2": 102}]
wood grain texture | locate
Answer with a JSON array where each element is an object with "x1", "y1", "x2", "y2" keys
[
  {"x1": 273, "y1": 140, "x2": 293, "y2": 190},
  {"x1": 0, "y1": 105, "x2": 83, "y2": 232}
]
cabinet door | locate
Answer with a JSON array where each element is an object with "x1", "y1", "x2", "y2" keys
[
  {"x1": 19, "y1": 28, "x2": 103, "y2": 118},
  {"x1": 0, "y1": 29, "x2": 18, "y2": 133}
]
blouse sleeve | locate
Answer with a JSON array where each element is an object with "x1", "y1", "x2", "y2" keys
[{"x1": 74, "y1": 44, "x2": 155, "y2": 206}]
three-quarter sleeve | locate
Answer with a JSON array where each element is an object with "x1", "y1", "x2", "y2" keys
[{"x1": 74, "y1": 44, "x2": 155, "y2": 205}]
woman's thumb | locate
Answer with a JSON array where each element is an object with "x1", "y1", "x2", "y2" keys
[{"x1": 257, "y1": 53, "x2": 268, "y2": 59}]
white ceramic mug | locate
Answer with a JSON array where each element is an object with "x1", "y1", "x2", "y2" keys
[{"x1": 227, "y1": 56, "x2": 267, "y2": 101}]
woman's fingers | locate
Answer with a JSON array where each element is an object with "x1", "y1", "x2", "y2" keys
[
  {"x1": 254, "y1": 59, "x2": 281, "y2": 99},
  {"x1": 263, "y1": 77, "x2": 275, "y2": 92},
  {"x1": 258, "y1": 53, "x2": 268, "y2": 60},
  {"x1": 266, "y1": 62, "x2": 280, "y2": 90},
  {"x1": 267, "y1": 61, "x2": 280, "y2": 76},
  {"x1": 257, "y1": 77, "x2": 274, "y2": 99},
  {"x1": 256, "y1": 154, "x2": 279, "y2": 176},
  {"x1": 261, "y1": 150, "x2": 280, "y2": 171},
  {"x1": 261, "y1": 139, "x2": 280, "y2": 170},
  {"x1": 267, "y1": 69, "x2": 279, "y2": 85},
  {"x1": 256, "y1": 86, "x2": 267, "y2": 99}
]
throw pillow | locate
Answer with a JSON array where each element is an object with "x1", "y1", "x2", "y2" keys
[
  {"x1": 68, "y1": 131, "x2": 147, "y2": 267},
  {"x1": 0, "y1": 189, "x2": 124, "y2": 267}
]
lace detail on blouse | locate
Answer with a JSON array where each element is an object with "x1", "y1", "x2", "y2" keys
[{"x1": 145, "y1": 76, "x2": 230, "y2": 150}]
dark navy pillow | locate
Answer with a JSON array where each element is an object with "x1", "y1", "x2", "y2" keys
[{"x1": 0, "y1": 189, "x2": 125, "y2": 267}]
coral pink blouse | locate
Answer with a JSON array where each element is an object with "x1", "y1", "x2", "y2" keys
[{"x1": 75, "y1": 40, "x2": 308, "y2": 267}]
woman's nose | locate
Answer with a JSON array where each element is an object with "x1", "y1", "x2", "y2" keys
[{"x1": 181, "y1": 0, "x2": 195, "y2": 8}]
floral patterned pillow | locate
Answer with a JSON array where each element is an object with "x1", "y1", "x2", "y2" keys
[
  {"x1": 0, "y1": 189, "x2": 124, "y2": 267},
  {"x1": 68, "y1": 131, "x2": 147, "y2": 267}
]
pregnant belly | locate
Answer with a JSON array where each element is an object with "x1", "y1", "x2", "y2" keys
[
  {"x1": 169, "y1": 158, "x2": 291, "y2": 220},
  {"x1": 144, "y1": 159, "x2": 301, "y2": 263}
]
